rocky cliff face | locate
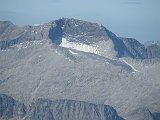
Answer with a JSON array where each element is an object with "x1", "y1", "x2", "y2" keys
[
  {"x1": 0, "y1": 94, "x2": 124, "y2": 120},
  {"x1": 0, "y1": 94, "x2": 26, "y2": 119},
  {"x1": 147, "y1": 44, "x2": 160, "y2": 58},
  {"x1": 0, "y1": 21, "x2": 51, "y2": 49},
  {"x1": 120, "y1": 37, "x2": 148, "y2": 59},
  {"x1": 1, "y1": 94, "x2": 160, "y2": 120}
]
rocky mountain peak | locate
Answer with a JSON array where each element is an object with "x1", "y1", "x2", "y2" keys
[{"x1": 0, "y1": 18, "x2": 160, "y2": 59}]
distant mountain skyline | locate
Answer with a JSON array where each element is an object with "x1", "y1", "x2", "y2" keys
[{"x1": 0, "y1": 0, "x2": 160, "y2": 43}]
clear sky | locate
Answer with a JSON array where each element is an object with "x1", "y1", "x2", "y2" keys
[{"x1": 0, "y1": 0, "x2": 159, "y2": 43}]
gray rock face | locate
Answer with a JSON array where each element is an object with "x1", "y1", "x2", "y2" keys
[
  {"x1": 120, "y1": 37, "x2": 148, "y2": 59},
  {"x1": 57, "y1": 18, "x2": 110, "y2": 44},
  {"x1": 0, "y1": 94, "x2": 26, "y2": 119},
  {"x1": 147, "y1": 44, "x2": 160, "y2": 58},
  {"x1": 0, "y1": 94, "x2": 124, "y2": 120},
  {"x1": 1, "y1": 18, "x2": 159, "y2": 59},
  {"x1": 0, "y1": 21, "x2": 14, "y2": 35},
  {"x1": 0, "y1": 21, "x2": 51, "y2": 49},
  {"x1": 152, "y1": 112, "x2": 160, "y2": 120},
  {"x1": 28, "y1": 99, "x2": 124, "y2": 120},
  {"x1": 28, "y1": 99, "x2": 54, "y2": 120},
  {"x1": 1, "y1": 94, "x2": 159, "y2": 120}
]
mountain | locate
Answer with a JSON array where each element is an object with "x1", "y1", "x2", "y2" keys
[
  {"x1": 1, "y1": 18, "x2": 159, "y2": 59},
  {"x1": 0, "y1": 18, "x2": 160, "y2": 120}
]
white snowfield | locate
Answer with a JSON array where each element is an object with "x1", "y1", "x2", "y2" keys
[
  {"x1": 60, "y1": 38, "x2": 117, "y2": 58},
  {"x1": 60, "y1": 38, "x2": 99, "y2": 54}
]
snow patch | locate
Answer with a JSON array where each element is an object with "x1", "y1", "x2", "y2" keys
[
  {"x1": 75, "y1": 24, "x2": 78, "y2": 27},
  {"x1": 17, "y1": 43, "x2": 23, "y2": 50},
  {"x1": 122, "y1": 60, "x2": 139, "y2": 72},
  {"x1": 1, "y1": 49, "x2": 9, "y2": 51},
  {"x1": 16, "y1": 40, "x2": 45, "y2": 51},
  {"x1": 69, "y1": 50, "x2": 78, "y2": 55},
  {"x1": 59, "y1": 38, "x2": 117, "y2": 59},
  {"x1": 60, "y1": 38, "x2": 99, "y2": 54},
  {"x1": 33, "y1": 24, "x2": 39, "y2": 26}
]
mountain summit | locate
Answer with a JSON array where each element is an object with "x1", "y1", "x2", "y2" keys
[{"x1": 0, "y1": 18, "x2": 160, "y2": 59}]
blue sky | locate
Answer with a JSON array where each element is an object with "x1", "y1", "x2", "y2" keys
[{"x1": 0, "y1": 0, "x2": 160, "y2": 43}]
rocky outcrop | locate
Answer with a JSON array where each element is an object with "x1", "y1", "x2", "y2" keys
[
  {"x1": 120, "y1": 37, "x2": 148, "y2": 59},
  {"x1": 0, "y1": 21, "x2": 51, "y2": 49},
  {"x1": 1, "y1": 94, "x2": 160, "y2": 120},
  {"x1": 27, "y1": 99, "x2": 124, "y2": 120},
  {"x1": 0, "y1": 94, "x2": 26, "y2": 119},
  {"x1": 0, "y1": 94, "x2": 123, "y2": 120},
  {"x1": 152, "y1": 112, "x2": 160, "y2": 120},
  {"x1": 147, "y1": 44, "x2": 160, "y2": 58}
]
